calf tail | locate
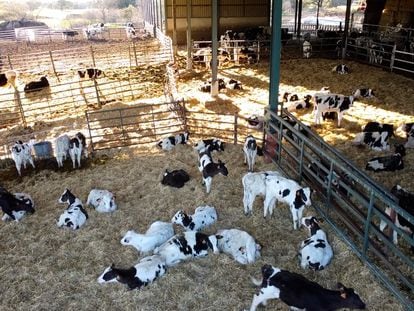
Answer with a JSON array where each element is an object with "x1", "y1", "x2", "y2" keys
[{"x1": 250, "y1": 276, "x2": 262, "y2": 286}]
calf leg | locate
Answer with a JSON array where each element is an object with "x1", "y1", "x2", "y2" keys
[
  {"x1": 14, "y1": 159, "x2": 22, "y2": 176},
  {"x1": 243, "y1": 192, "x2": 253, "y2": 216},
  {"x1": 76, "y1": 151, "x2": 82, "y2": 168},
  {"x1": 249, "y1": 286, "x2": 280, "y2": 311},
  {"x1": 204, "y1": 177, "x2": 212, "y2": 193},
  {"x1": 263, "y1": 196, "x2": 276, "y2": 218}
]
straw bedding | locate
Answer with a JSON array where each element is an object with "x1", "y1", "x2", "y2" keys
[{"x1": 1, "y1": 56, "x2": 411, "y2": 310}]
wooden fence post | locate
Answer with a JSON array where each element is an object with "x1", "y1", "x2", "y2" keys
[
  {"x1": 133, "y1": 42, "x2": 138, "y2": 67},
  {"x1": 128, "y1": 45, "x2": 132, "y2": 68},
  {"x1": 90, "y1": 46, "x2": 96, "y2": 67},
  {"x1": 233, "y1": 114, "x2": 238, "y2": 144},
  {"x1": 7, "y1": 55, "x2": 13, "y2": 70},
  {"x1": 93, "y1": 79, "x2": 102, "y2": 108},
  {"x1": 49, "y1": 51, "x2": 60, "y2": 81},
  {"x1": 85, "y1": 111, "x2": 95, "y2": 153},
  {"x1": 14, "y1": 89, "x2": 26, "y2": 127}
]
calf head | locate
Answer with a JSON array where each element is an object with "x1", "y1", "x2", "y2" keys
[
  {"x1": 97, "y1": 264, "x2": 119, "y2": 284},
  {"x1": 261, "y1": 264, "x2": 275, "y2": 280},
  {"x1": 217, "y1": 160, "x2": 229, "y2": 176},
  {"x1": 337, "y1": 283, "x2": 366, "y2": 309},
  {"x1": 120, "y1": 230, "x2": 137, "y2": 245},
  {"x1": 58, "y1": 188, "x2": 76, "y2": 204},
  {"x1": 293, "y1": 187, "x2": 312, "y2": 209},
  {"x1": 301, "y1": 216, "x2": 321, "y2": 235},
  {"x1": 171, "y1": 210, "x2": 188, "y2": 225}
]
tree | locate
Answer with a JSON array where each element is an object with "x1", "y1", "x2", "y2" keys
[
  {"x1": 0, "y1": 1, "x2": 32, "y2": 21},
  {"x1": 93, "y1": 0, "x2": 117, "y2": 22}
]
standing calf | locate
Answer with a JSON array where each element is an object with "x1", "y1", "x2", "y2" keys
[
  {"x1": 249, "y1": 264, "x2": 366, "y2": 311},
  {"x1": 11, "y1": 140, "x2": 35, "y2": 176},
  {"x1": 243, "y1": 135, "x2": 263, "y2": 172},
  {"x1": 198, "y1": 147, "x2": 228, "y2": 193}
]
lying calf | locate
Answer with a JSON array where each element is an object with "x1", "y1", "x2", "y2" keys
[{"x1": 97, "y1": 255, "x2": 167, "y2": 290}]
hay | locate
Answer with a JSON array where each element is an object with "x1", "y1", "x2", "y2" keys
[{"x1": 0, "y1": 56, "x2": 411, "y2": 310}]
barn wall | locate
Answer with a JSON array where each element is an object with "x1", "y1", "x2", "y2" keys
[
  {"x1": 380, "y1": 0, "x2": 414, "y2": 26},
  {"x1": 165, "y1": 0, "x2": 270, "y2": 44}
]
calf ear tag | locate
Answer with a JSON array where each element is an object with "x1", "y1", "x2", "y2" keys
[{"x1": 340, "y1": 292, "x2": 347, "y2": 299}]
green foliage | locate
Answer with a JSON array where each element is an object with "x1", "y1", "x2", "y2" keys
[{"x1": 117, "y1": 0, "x2": 136, "y2": 9}]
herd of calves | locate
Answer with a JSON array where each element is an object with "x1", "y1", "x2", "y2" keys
[{"x1": 2, "y1": 133, "x2": 370, "y2": 310}]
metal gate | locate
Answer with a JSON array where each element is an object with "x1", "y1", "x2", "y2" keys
[{"x1": 264, "y1": 108, "x2": 414, "y2": 309}]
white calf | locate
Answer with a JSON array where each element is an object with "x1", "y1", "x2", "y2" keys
[
  {"x1": 171, "y1": 205, "x2": 217, "y2": 231},
  {"x1": 264, "y1": 174, "x2": 312, "y2": 229},
  {"x1": 55, "y1": 134, "x2": 70, "y2": 168},
  {"x1": 86, "y1": 189, "x2": 117, "y2": 213},
  {"x1": 242, "y1": 171, "x2": 282, "y2": 216},
  {"x1": 120, "y1": 221, "x2": 174, "y2": 254},
  {"x1": 97, "y1": 255, "x2": 167, "y2": 290},
  {"x1": 216, "y1": 228, "x2": 261, "y2": 264},
  {"x1": 299, "y1": 216, "x2": 333, "y2": 270},
  {"x1": 11, "y1": 140, "x2": 35, "y2": 176}
]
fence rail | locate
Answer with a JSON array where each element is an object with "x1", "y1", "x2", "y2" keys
[{"x1": 265, "y1": 108, "x2": 413, "y2": 309}]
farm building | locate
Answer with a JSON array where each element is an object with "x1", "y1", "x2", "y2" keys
[{"x1": 0, "y1": 1, "x2": 413, "y2": 311}]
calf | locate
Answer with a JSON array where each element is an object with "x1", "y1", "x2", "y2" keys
[
  {"x1": 194, "y1": 138, "x2": 225, "y2": 152},
  {"x1": 0, "y1": 187, "x2": 35, "y2": 222},
  {"x1": 354, "y1": 88, "x2": 375, "y2": 98},
  {"x1": 380, "y1": 185, "x2": 414, "y2": 252},
  {"x1": 57, "y1": 189, "x2": 88, "y2": 230},
  {"x1": 121, "y1": 221, "x2": 174, "y2": 254},
  {"x1": 84, "y1": 23, "x2": 105, "y2": 40},
  {"x1": 24, "y1": 76, "x2": 49, "y2": 93},
  {"x1": 313, "y1": 93, "x2": 354, "y2": 127},
  {"x1": 171, "y1": 205, "x2": 217, "y2": 231},
  {"x1": 77, "y1": 68, "x2": 104, "y2": 80},
  {"x1": 332, "y1": 64, "x2": 350, "y2": 74},
  {"x1": 264, "y1": 174, "x2": 312, "y2": 229},
  {"x1": 125, "y1": 22, "x2": 136, "y2": 40},
  {"x1": 153, "y1": 231, "x2": 219, "y2": 266},
  {"x1": 161, "y1": 169, "x2": 190, "y2": 188},
  {"x1": 303, "y1": 40, "x2": 312, "y2": 58},
  {"x1": 246, "y1": 115, "x2": 264, "y2": 130},
  {"x1": 362, "y1": 121, "x2": 394, "y2": 137},
  {"x1": 86, "y1": 189, "x2": 117, "y2": 213},
  {"x1": 156, "y1": 132, "x2": 189, "y2": 151},
  {"x1": 0, "y1": 70, "x2": 18, "y2": 89},
  {"x1": 299, "y1": 216, "x2": 333, "y2": 271},
  {"x1": 199, "y1": 78, "x2": 226, "y2": 93},
  {"x1": 69, "y1": 132, "x2": 87, "y2": 168},
  {"x1": 369, "y1": 44, "x2": 385, "y2": 64},
  {"x1": 216, "y1": 228, "x2": 261, "y2": 264},
  {"x1": 227, "y1": 79, "x2": 243, "y2": 90},
  {"x1": 366, "y1": 144, "x2": 405, "y2": 172},
  {"x1": 353, "y1": 131, "x2": 390, "y2": 151},
  {"x1": 249, "y1": 264, "x2": 366, "y2": 311},
  {"x1": 55, "y1": 134, "x2": 70, "y2": 168},
  {"x1": 97, "y1": 255, "x2": 167, "y2": 290},
  {"x1": 11, "y1": 140, "x2": 35, "y2": 176},
  {"x1": 243, "y1": 135, "x2": 262, "y2": 172},
  {"x1": 242, "y1": 171, "x2": 282, "y2": 216},
  {"x1": 237, "y1": 47, "x2": 258, "y2": 64},
  {"x1": 397, "y1": 122, "x2": 414, "y2": 148},
  {"x1": 284, "y1": 95, "x2": 312, "y2": 112},
  {"x1": 198, "y1": 147, "x2": 228, "y2": 193}
]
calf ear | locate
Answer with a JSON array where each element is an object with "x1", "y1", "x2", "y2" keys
[{"x1": 216, "y1": 234, "x2": 223, "y2": 240}]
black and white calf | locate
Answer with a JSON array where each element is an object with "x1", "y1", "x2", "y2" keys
[
  {"x1": 86, "y1": 189, "x2": 117, "y2": 213},
  {"x1": 84, "y1": 23, "x2": 105, "y2": 40},
  {"x1": 354, "y1": 88, "x2": 375, "y2": 98},
  {"x1": 57, "y1": 189, "x2": 88, "y2": 230},
  {"x1": 156, "y1": 132, "x2": 189, "y2": 151},
  {"x1": 227, "y1": 79, "x2": 243, "y2": 90},
  {"x1": 0, "y1": 70, "x2": 18, "y2": 89},
  {"x1": 397, "y1": 122, "x2": 414, "y2": 148},
  {"x1": 369, "y1": 44, "x2": 385, "y2": 65},
  {"x1": 366, "y1": 144, "x2": 406, "y2": 172},
  {"x1": 246, "y1": 115, "x2": 264, "y2": 130},
  {"x1": 362, "y1": 121, "x2": 394, "y2": 137},
  {"x1": 161, "y1": 169, "x2": 190, "y2": 188},
  {"x1": 299, "y1": 216, "x2": 333, "y2": 271},
  {"x1": 153, "y1": 231, "x2": 219, "y2": 266},
  {"x1": 216, "y1": 228, "x2": 261, "y2": 264},
  {"x1": 125, "y1": 22, "x2": 136, "y2": 40},
  {"x1": 303, "y1": 40, "x2": 312, "y2": 58},
  {"x1": 97, "y1": 255, "x2": 167, "y2": 290},
  {"x1": 243, "y1": 135, "x2": 262, "y2": 172},
  {"x1": 121, "y1": 221, "x2": 175, "y2": 254},
  {"x1": 284, "y1": 95, "x2": 312, "y2": 112},
  {"x1": 171, "y1": 205, "x2": 217, "y2": 231},
  {"x1": 69, "y1": 132, "x2": 87, "y2": 168},
  {"x1": 11, "y1": 140, "x2": 35, "y2": 176},
  {"x1": 198, "y1": 147, "x2": 228, "y2": 193},
  {"x1": 264, "y1": 174, "x2": 312, "y2": 229},
  {"x1": 0, "y1": 187, "x2": 35, "y2": 222},
  {"x1": 249, "y1": 264, "x2": 366, "y2": 311},
  {"x1": 24, "y1": 76, "x2": 49, "y2": 93},
  {"x1": 199, "y1": 78, "x2": 227, "y2": 93},
  {"x1": 313, "y1": 93, "x2": 354, "y2": 127},
  {"x1": 353, "y1": 131, "x2": 390, "y2": 151},
  {"x1": 332, "y1": 64, "x2": 350, "y2": 74},
  {"x1": 77, "y1": 68, "x2": 104, "y2": 80},
  {"x1": 380, "y1": 185, "x2": 414, "y2": 252},
  {"x1": 194, "y1": 138, "x2": 225, "y2": 152}
]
